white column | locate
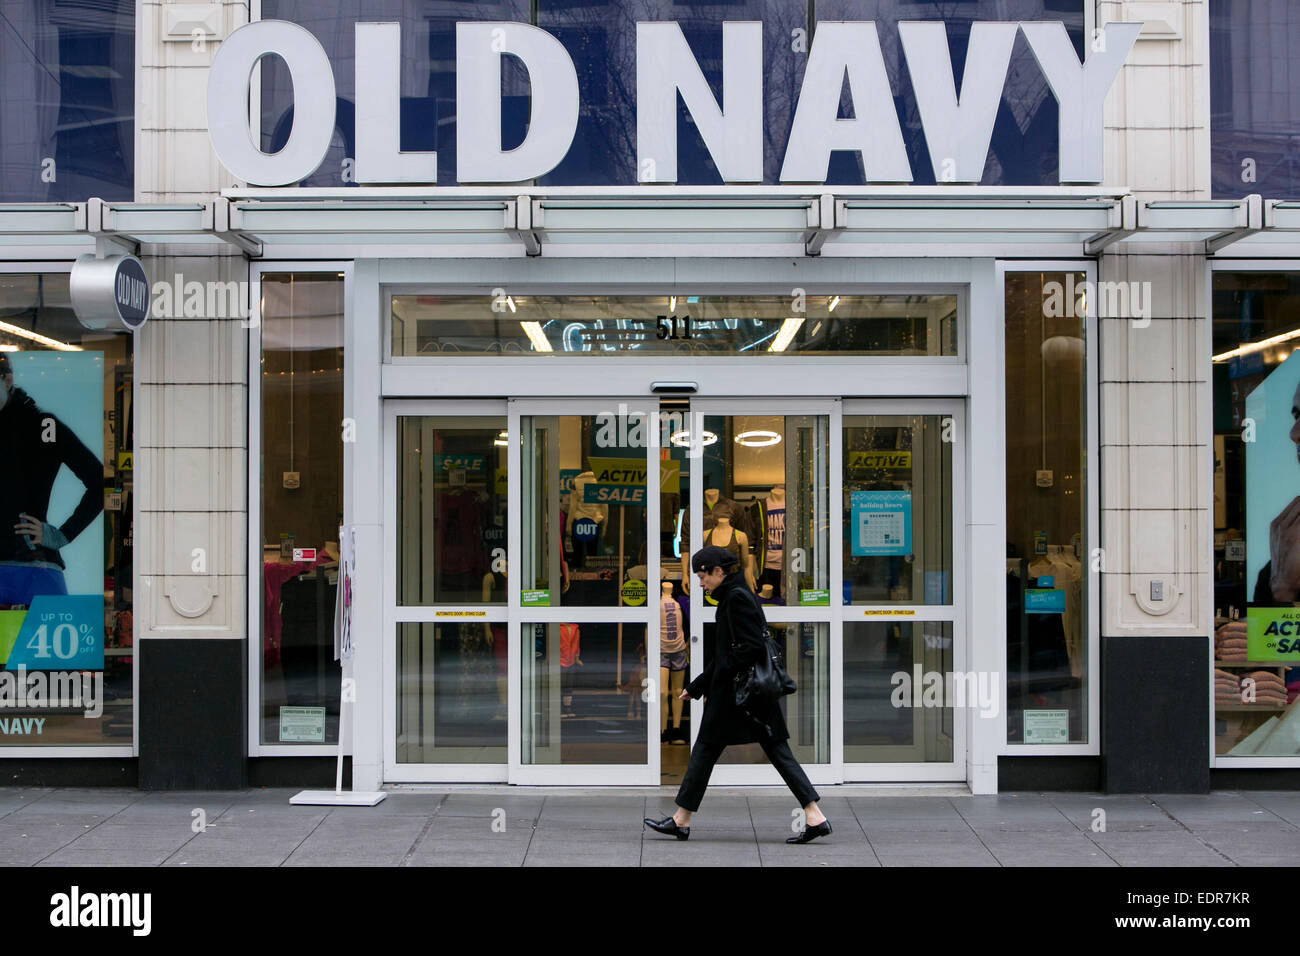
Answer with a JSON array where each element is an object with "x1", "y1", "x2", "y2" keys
[
  {"x1": 345, "y1": 259, "x2": 384, "y2": 790},
  {"x1": 967, "y1": 258, "x2": 1002, "y2": 795}
]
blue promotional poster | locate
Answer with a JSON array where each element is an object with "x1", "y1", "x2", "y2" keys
[
  {"x1": 0, "y1": 350, "x2": 106, "y2": 728},
  {"x1": 1246, "y1": 351, "x2": 1300, "y2": 661}
]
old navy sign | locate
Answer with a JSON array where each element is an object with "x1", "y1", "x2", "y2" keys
[{"x1": 207, "y1": 19, "x2": 1141, "y2": 188}]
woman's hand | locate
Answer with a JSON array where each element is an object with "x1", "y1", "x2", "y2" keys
[
  {"x1": 15, "y1": 515, "x2": 68, "y2": 550},
  {"x1": 14, "y1": 513, "x2": 43, "y2": 546},
  {"x1": 678, "y1": 690, "x2": 692, "y2": 700}
]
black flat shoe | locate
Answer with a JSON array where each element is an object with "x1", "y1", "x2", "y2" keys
[
  {"x1": 644, "y1": 816, "x2": 690, "y2": 840},
  {"x1": 786, "y1": 820, "x2": 831, "y2": 844}
]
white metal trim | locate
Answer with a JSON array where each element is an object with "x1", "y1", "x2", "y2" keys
[
  {"x1": 843, "y1": 762, "x2": 966, "y2": 782},
  {"x1": 0, "y1": 747, "x2": 133, "y2": 758}
]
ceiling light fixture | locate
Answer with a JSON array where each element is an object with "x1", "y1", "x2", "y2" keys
[
  {"x1": 0, "y1": 320, "x2": 82, "y2": 351},
  {"x1": 520, "y1": 321, "x2": 552, "y2": 352},
  {"x1": 670, "y1": 429, "x2": 718, "y2": 447},
  {"x1": 828, "y1": 296, "x2": 840, "y2": 311},
  {"x1": 768, "y1": 317, "x2": 804, "y2": 352},
  {"x1": 1213, "y1": 327, "x2": 1300, "y2": 363},
  {"x1": 735, "y1": 430, "x2": 781, "y2": 447}
]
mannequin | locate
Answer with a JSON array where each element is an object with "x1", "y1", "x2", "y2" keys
[
  {"x1": 659, "y1": 581, "x2": 688, "y2": 743},
  {"x1": 703, "y1": 510, "x2": 756, "y2": 591},
  {"x1": 681, "y1": 506, "x2": 756, "y2": 592},
  {"x1": 759, "y1": 484, "x2": 786, "y2": 596},
  {"x1": 566, "y1": 469, "x2": 607, "y2": 568}
]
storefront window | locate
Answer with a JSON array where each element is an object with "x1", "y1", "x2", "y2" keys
[
  {"x1": 1004, "y1": 272, "x2": 1087, "y2": 744},
  {"x1": 0, "y1": 0, "x2": 134, "y2": 201},
  {"x1": 1210, "y1": 2, "x2": 1300, "y2": 198},
  {"x1": 391, "y1": 294, "x2": 958, "y2": 357},
  {"x1": 1212, "y1": 271, "x2": 1300, "y2": 756},
  {"x1": 259, "y1": 274, "x2": 344, "y2": 745},
  {"x1": 0, "y1": 273, "x2": 133, "y2": 746}
]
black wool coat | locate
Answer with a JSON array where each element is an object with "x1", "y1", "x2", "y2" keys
[{"x1": 685, "y1": 571, "x2": 789, "y2": 746}]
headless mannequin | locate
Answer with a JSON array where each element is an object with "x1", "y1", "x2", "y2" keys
[
  {"x1": 709, "y1": 516, "x2": 755, "y2": 591},
  {"x1": 659, "y1": 581, "x2": 686, "y2": 739},
  {"x1": 682, "y1": 491, "x2": 755, "y2": 592},
  {"x1": 761, "y1": 485, "x2": 786, "y2": 597}
]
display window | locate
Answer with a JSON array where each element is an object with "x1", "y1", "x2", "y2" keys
[
  {"x1": 257, "y1": 274, "x2": 344, "y2": 746},
  {"x1": 1003, "y1": 271, "x2": 1089, "y2": 745},
  {"x1": 1211, "y1": 271, "x2": 1300, "y2": 757},
  {"x1": 0, "y1": 272, "x2": 133, "y2": 748}
]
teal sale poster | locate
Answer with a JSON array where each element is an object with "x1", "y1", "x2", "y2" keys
[
  {"x1": 0, "y1": 351, "x2": 104, "y2": 671},
  {"x1": 850, "y1": 490, "x2": 912, "y2": 556}
]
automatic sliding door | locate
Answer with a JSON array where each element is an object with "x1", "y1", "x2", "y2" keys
[
  {"x1": 384, "y1": 405, "x2": 510, "y2": 781},
  {"x1": 842, "y1": 403, "x2": 965, "y2": 778},
  {"x1": 685, "y1": 401, "x2": 836, "y2": 786},
  {"x1": 511, "y1": 401, "x2": 659, "y2": 784}
]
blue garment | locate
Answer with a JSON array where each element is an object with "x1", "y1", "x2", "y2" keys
[{"x1": 0, "y1": 562, "x2": 68, "y2": 605}]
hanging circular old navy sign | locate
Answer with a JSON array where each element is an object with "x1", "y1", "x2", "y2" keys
[{"x1": 70, "y1": 254, "x2": 150, "y2": 332}]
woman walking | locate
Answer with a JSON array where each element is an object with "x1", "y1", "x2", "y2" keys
[{"x1": 644, "y1": 545, "x2": 831, "y2": 843}]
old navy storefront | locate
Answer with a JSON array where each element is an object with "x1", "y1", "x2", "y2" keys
[
  {"x1": 18, "y1": 0, "x2": 1281, "y2": 794},
  {"x1": 225, "y1": 6, "x2": 1131, "y2": 795}
]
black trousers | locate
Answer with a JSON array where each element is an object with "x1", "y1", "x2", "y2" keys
[{"x1": 675, "y1": 737, "x2": 820, "y2": 812}]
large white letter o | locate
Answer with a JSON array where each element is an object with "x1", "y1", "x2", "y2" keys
[{"x1": 207, "y1": 20, "x2": 336, "y2": 186}]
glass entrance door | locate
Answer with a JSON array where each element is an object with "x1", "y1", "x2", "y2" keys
[
  {"x1": 509, "y1": 399, "x2": 662, "y2": 784},
  {"x1": 841, "y1": 400, "x2": 966, "y2": 781},
  {"x1": 384, "y1": 396, "x2": 964, "y2": 785},
  {"x1": 678, "y1": 400, "x2": 837, "y2": 786}
]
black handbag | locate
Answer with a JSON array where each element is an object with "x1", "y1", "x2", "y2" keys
[{"x1": 734, "y1": 626, "x2": 797, "y2": 709}]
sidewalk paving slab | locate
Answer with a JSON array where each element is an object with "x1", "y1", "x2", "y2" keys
[{"x1": 4, "y1": 787, "x2": 1300, "y2": 865}]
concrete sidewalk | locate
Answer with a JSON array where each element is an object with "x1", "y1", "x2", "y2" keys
[{"x1": 1, "y1": 786, "x2": 1298, "y2": 866}]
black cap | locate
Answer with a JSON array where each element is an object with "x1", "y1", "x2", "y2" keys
[{"x1": 690, "y1": 545, "x2": 739, "y2": 573}]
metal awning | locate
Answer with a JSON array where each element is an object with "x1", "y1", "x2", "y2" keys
[{"x1": 0, "y1": 189, "x2": 1289, "y2": 261}]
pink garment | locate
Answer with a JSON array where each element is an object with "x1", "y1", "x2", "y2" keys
[{"x1": 263, "y1": 552, "x2": 332, "y2": 668}]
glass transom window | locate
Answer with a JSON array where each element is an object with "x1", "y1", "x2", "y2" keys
[{"x1": 390, "y1": 294, "x2": 958, "y2": 357}]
